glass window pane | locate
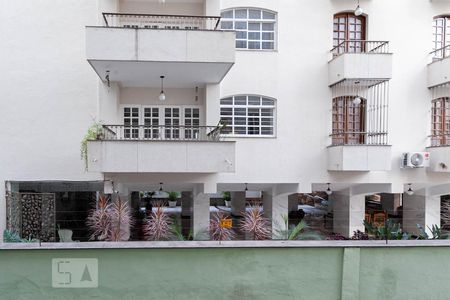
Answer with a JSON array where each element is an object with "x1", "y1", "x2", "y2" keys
[
  {"x1": 236, "y1": 40, "x2": 247, "y2": 48},
  {"x1": 263, "y1": 11, "x2": 275, "y2": 19},
  {"x1": 262, "y1": 23, "x2": 275, "y2": 31},
  {"x1": 248, "y1": 96, "x2": 261, "y2": 105},
  {"x1": 249, "y1": 41, "x2": 261, "y2": 49},
  {"x1": 262, "y1": 98, "x2": 275, "y2": 106},
  {"x1": 236, "y1": 31, "x2": 247, "y2": 39},
  {"x1": 234, "y1": 96, "x2": 247, "y2": 105},
  {"x1": 221, "y1": 21, "x2": 233, "y2": 29},
  {"x1": 221, "y1": 10, "x2": 233, "y2": 18},
  {"x1": 249, "y1": 32, "x2": 260, "y2": 40},
  {"x1": 235, "y1": 9, "x2": 247, "y2": 19},
  {"x1": 235, "y1": 21, "x2": 247, "y2": 29},
  {"x1": 221, "y1": 97, "x2": 233, "y2": 105},
  {"x1": 262, "y1": 32, "x2": 274, "y2": 40},
  {"x1": 249, "y1": 9, "x2": 261, "y2": 19},
  {"x1": 248, "y1": 22, "x2": 261, "y2": 30}
]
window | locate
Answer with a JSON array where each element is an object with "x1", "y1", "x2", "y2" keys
[
  {"x1": 431, "y1": 98, "x2": 450, "y2": 146},
  {"x1": 221, "y1": 8, "x2": 276, "y2": 50},
  {"x1": 433, "y1": 16, "x2": 450, "y2": 59},
  {"x1": 332, "y1": 96, "x2": 366, "y2": 145},
  {"x1": 122, "y1": 105, "x2": 201, "y2": 140},
  {"x1": 220, "y1": 95, "x2": 275, "y2": 136},
  {"x1": 333, "y1": 13, "x2": 366, "y2": 53}
]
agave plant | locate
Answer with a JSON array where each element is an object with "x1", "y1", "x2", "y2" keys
[
  {"x1": 209, "y1": 212, "x2": 236, "y2": 241},
  {"x1": 86, "y1": 195, "x2": 111, "y2": 241},
  {"x1": 109, "y1": 198, "x2": 134, "y2": 242},
  {"x1": 144, "y1": 201, "x2": 173, "y2": 241},
  {"x1": 239, "y1": 205, "x2": 271, "y2": 240},
  {"x1": 417, "y1": 224, "x2": 448, "y2": 240}
]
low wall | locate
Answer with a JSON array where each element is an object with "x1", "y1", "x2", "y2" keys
[{"x1": 1, "y1": 242, "x2": 450, "y2": 300}]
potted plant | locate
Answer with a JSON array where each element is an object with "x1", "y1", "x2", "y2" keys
[
  {"x1": 168, "y1": 192, "x2": 179, "y2": 208},
  {"x1": 223, "y1": 191, "x2": 231, "y2": 208}
]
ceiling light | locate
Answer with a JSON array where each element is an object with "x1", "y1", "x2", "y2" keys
[
  {"x1": 159, "y1": 182, "x2": 163, "y2": 192},
  {"x1": 245, "y1": 183, "x2": 248, "y2": 192},
  {"x1": 406, "y1": 184, "x2": 414, "y2": 196},
  {"x1": 158, "y1": 0, "x2": 166, "y2": 3},
  {"x1": 159, "y1": 76, "x2": 166, "y2": 101},
  {"x1": 326, "y1": 183, "x2": 332, "y2": 196}
]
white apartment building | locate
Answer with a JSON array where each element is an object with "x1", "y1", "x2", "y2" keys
[{"x1": 1, "y1": 0, "x2": 450, "y2": 240}]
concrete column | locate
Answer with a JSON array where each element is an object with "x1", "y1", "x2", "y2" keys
[
  {"x1": 288, "y1": 194, "x2": 299, "y2": 213},
  {"x1": 205, "y1": 84, "x2": 220, "y2": 126},
  {"x1": 98, "y1": 82, "x2": 119, "y2": 124},
  {"x1": 332, "y1": 193, "x2": 365, "y2": 238},
  {"x1": 181, "y1": 191, "x2": 192, "y2": 218},
  {"x1": 403, "y1": 194, "x2": 441, "y2": 235},
  {"x1": 231, "y1": 191, "x2": 246, "y2": 217},
  {"x1": 191, "y1": 184, "x2": 211, "y2": 240},
  {"x1": 262, "y1": 191, "x2": 290, "y2": 235}
]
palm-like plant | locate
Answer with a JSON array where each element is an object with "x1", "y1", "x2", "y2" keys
[
  {"x1": 109, "y1": 198, "x2": 134, "y2": 242},
  {"x1": 144, "y1": 201, "x2": 173, "y2": 241},
  {"x1": 209, "y1": 212, "x2": 236, "y2": 241},
  {"x1": 239, "y1": 205, "x2": 271, "y2": 240},
  {"x1": 86, "y1": 195, "x2": 111, "y2": 241}
]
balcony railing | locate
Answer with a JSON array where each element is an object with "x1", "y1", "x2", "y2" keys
[
  {"x1": 430, "y1": 45, "x2": 450, "y2": 62},
  {"x1": 429, "y1": 133, "x2": 450, "y2": 147},
  {"x1": 330, "y1": 131, "x2": 388, "y2": 146},
  {"x1": 331, "y1": 40, "x2": 390, "y2": 57},
  {"x1": 102, "y1": 13, "x2": 221, "y2": 31},
  {"x1": 99, "y1": 125, "x2": 226, "y2": 142}
]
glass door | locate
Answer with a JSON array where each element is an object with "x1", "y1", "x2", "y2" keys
[
  {"x1": 184, "y1": 107, "x2": 200, "y2": 139},
  {"x1": 163, "y1": 107, "x2": 180, "y2": 139},
  {"x1": 123, "y1": 106, "x2": 140, "y2": 139}
]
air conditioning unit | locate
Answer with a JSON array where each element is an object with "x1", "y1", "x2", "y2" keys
[{"x1": 402, "y1": 152, "x2": 430, "y2": 168}]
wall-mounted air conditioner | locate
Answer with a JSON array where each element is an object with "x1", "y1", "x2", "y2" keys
[{"x1": 401, "y1": 152, "x2": 430, "y2": 168}]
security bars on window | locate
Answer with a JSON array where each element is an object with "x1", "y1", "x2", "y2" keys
[
  {"x1": 220, "y1": 95, "x2": 275, "y2": 136},
  {"x1": 220, "y1": 8, "x2": 276, "y2": 50}
]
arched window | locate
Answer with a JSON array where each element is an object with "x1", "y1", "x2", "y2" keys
[
  {"x1": 333, "y1": 13, "x2": 366, "y2": 53},
  {"x1": 332, "y1": 96, "x2": 366, "y2": 145},
  {"x1": 432, "y1": 16, "x2": 450, "y2": 59},
  {"x1": 220, "y1": 8, "x2": 277, "y2": 50},
  {"x1": 431, "y1": 97, "x2": 450, "y2": 146},
  {"x1": 220, "y1": 95, "x2": 276, "y2": 136}
]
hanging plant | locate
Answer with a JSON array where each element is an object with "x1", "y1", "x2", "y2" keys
[{"x1": 80, "y1": 122, "x2": 103, "y2": 171}]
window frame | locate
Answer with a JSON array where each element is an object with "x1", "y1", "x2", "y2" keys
[
  {"x1": 219, "y1": 95, "x2": 277, "y2": 138},
  {"x1": 432, "y1": 16, "x2": 450, "y2": 59},
  {"x1": 220, "y1": 7, "x2": 278, "y2": 51},
  {"x1": 332, "y1": 96, "x2": 366, "y2": 145},
  {"x1": 431, "y1": 97, "x2": 450, "y2": 146}
]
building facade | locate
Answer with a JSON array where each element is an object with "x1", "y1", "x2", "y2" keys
[{"x1": 1, "y1": 0, "x2": 450, "y2": 240}]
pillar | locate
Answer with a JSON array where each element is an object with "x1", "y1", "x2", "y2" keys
[
  {"x1": 1, "y1": 181, "x2": 7, "y2": 240},
  {"x1": 332, "y1": 193, "x2": 365, "y2": 238},
  {"x1": 191, "y1": 184, "x2": 211, "y2": 240},
  {"x1": 262, "y1": 191, "x2": 290, "y2": 235},
  {"x1": 205, "y1": 84, "x2": 220, "y2": 126},
  {"x1": 403, "y1": 194, "x2": 441, "y2": 235},
  {"x1": 231, "y1": 191, "x2": 246, "y2": 217}
]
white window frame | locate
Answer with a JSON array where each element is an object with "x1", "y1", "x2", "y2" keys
[
  {"x1": 220, "y1": 7, "x2": 277, "y2": 51},
  {"x1": 219, "y1": 95, "x2": 277, "y2": 138},
  {"x1": 120, "y1": 105, "x2": 203, "y2": 139}
]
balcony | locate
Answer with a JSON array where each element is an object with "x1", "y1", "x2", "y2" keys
[
  {"x1": 87, "y1": 125, "x2": 235, "y2": 173},
  {"x1": 86, "y1": 13, "x2": 235, "y2": 87},
  {"x1": 428, "y1": 45, "x2": 450, "y2": 88},
  {"x1": 328, "y1": 41, "x2": 393, "y2": 86},
  {"x1": 427, "y1": 133, "x2": 450, "y2": 172},
  {"x1": 327, "y1": 131, "x2": 391, "y2": 171}
]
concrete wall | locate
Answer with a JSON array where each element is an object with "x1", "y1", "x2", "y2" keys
[
  {"x1": 3, "y1": 246, "x2": 450, "y2": 299},
  {"x1": 427, "y1": 58, "x2": 450, "y2": 88}
]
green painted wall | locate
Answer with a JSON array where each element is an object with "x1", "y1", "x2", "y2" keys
[{"x1": 0, "y1": 247, "x2": 449, "y2": 300}]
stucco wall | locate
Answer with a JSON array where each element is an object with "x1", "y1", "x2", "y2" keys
[{"x1": 2, "y1": 246, "x2": 450, "y2": 299}]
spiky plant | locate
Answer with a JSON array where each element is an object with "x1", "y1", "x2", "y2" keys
[
  {"x1": 240, "y1": 205, "x2": 271, "y2": 240},
  {"x1": 109, "y1": 198, "x2": 134, "y2": 242},
  {"x1": 86, "y1": 195, "x2": 111, "y2": 241},
  {"x1": 144, "y1": 201, "x2": 173, "y2": 241},
  {"x1": 209, "y1": 212, "x2": 236, "y2": 241}
]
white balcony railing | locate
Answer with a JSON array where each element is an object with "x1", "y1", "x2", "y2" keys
[{"x1": 102, "y1": 13, "x2": 221, "y2": 31}]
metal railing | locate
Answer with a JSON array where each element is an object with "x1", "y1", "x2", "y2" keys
[
  {"x1": 330, "y1": 131, "x2": 388, "y2": 146},
  {"x1": 430, "y1": 45, "x2": 450, "y2": 62},
  {"x1": 98, "y1": 125, "x2": 226, "y2": 142},
  {"x1": 331, "y1": 40, "x2": 390, "y2": 57},
  {"x1": 102, "y1": 13, "x2": 221, "y2": 31},
  {"x1": 429, "y1": 133, "x2": 450, "y2": 147}
]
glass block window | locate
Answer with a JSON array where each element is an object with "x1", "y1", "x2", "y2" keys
[
  {"x1": 220, "y1": 95, "x2": 276, "y2": 136},
  {"x1": 221, "y1": 8, "x2": 276, "y2": 50}
]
